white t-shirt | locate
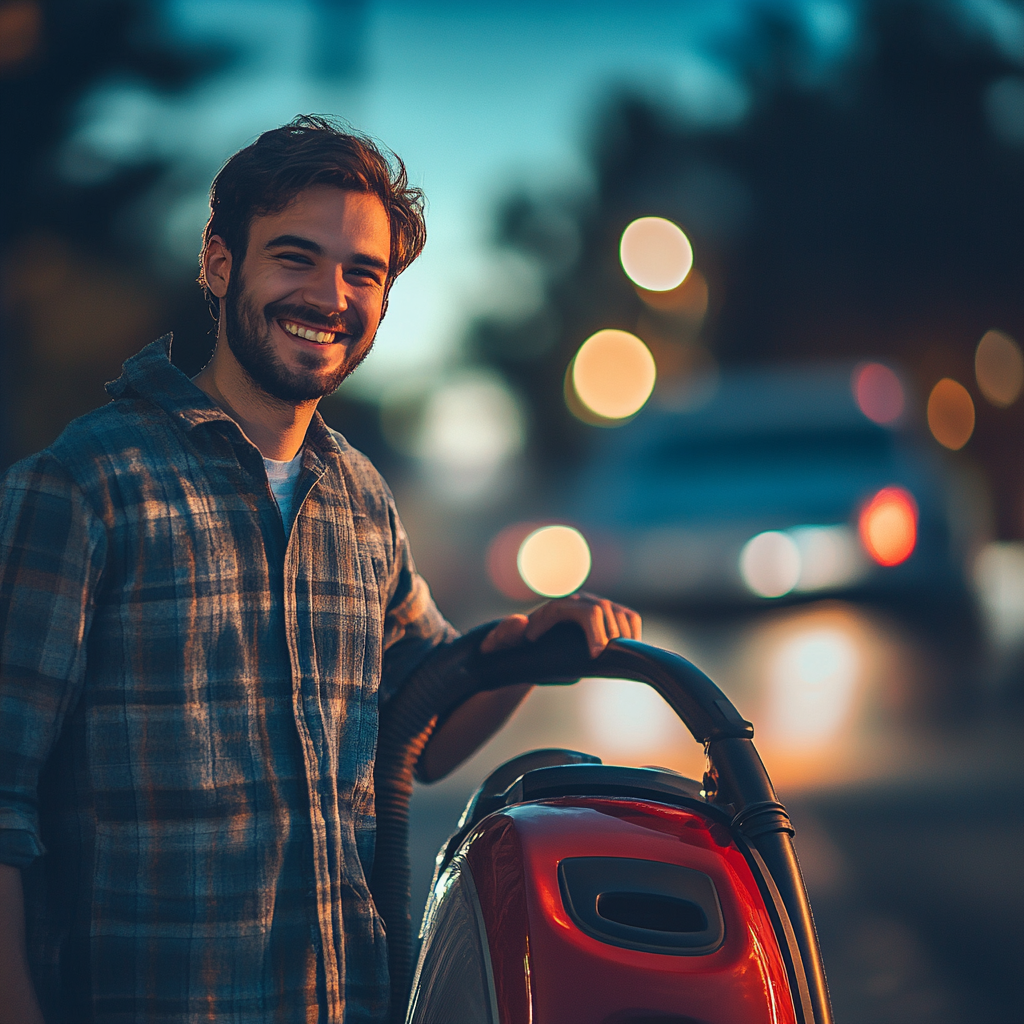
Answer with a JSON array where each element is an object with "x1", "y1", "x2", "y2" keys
[{"x1": 263, "y1": 450, "x2": 304, "y2": 530}]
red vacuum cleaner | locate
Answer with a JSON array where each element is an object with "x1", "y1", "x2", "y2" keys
[{"x1": 373, "y1": 623, "x2": 833, "y2": 1024}]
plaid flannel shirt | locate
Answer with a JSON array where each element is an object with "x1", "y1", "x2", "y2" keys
[{"x1": 0, "y1": 336, "x2": 456, "y2": 1023}]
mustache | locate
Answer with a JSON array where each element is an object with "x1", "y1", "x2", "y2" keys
[{"x1": 263, "y1": 301, "x2": 357, "y2": 334}]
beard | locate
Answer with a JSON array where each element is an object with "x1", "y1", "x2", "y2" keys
[{"x1": 223, "y1": 269, "x2": 373, "y2": 403}]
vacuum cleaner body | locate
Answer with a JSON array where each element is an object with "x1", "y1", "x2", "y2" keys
[{"x1": 409, "y1": 762, "x2": 796, "y2": 1024}]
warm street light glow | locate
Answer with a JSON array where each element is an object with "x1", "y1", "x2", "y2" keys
[
  {"x1": 766, "y1": 627, "x2": 860, "y2": 746},
  {"x1": 927, "y1": 378, "x2": 975, "y2": 450},
  {"x1": 858, "y1": 486, "x2": 918, "y2": 566},
  {"x1": 975, "y1": 329, "x2": 1023, "y2": 408},
  {"x1": 517, "y1": 524, "x2": 592, "y2": 597},
  {"x1": 619, "y1": 216, "x2": 693, "y2": 291},
  {"x1": 571, "y1": 329, "x2": 656, "y2": 421}
]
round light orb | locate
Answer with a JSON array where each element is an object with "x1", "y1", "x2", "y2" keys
[
  {"x1": 517, "y1": 525, "x2": 592, "y2": 598},
  {"x1": 619, "y1": 217, "x2": 694, "y2": 292},
  {"x1": 858, "y1": 486, "x2": 917, "y2": 567},
  {"x1": 852, "y1": 362, "x2": 904, "y2": 425},
  {"x1": 571, "y1": 329, "x2": 656, "y2": 421},
  {"x1": 739, "y1": 531, "x2": 802, "y2": 598},
  {"x1": 975, "y1": 329, "x2": 1023, "y2": 408},
  {"x1": 927, "y1": 378, "x2": 975, "y2": 450}
]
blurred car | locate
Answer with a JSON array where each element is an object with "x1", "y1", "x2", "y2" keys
[{"x1": 561, "y1": 362, "x2": 981, "y2": 622}]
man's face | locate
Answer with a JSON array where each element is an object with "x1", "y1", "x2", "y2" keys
[{"x1": 223, "y1": 186, "x2": 391, "y2": 403}]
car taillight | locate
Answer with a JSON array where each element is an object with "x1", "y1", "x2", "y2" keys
[{"x1": 858, "y1": 486, "x2": 918, "y2": 566}]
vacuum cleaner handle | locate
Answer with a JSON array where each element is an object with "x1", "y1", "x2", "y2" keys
[
  {"x1": 373, "y1": 622, "x2": 833, "y2": 1024},
  {"x1": 472, "y1": 620, "x2": 755, "y2": 743}
]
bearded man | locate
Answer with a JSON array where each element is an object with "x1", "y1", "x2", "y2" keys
[{"x1": 0, "y1": 116, "x2": 640, "y2": 1023}]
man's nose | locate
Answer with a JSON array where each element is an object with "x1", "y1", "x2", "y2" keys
[{"x1": 304, "y1": 264, "x2": 349, "y2": 315}]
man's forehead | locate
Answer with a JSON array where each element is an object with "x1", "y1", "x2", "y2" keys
[{"x1": 252, "y1": 186, "x2": 390, "y2": 248}]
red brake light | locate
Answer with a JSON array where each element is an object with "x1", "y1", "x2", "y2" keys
[{"x1": 858, "y1": 487, "x2": 918, "y2": 566}]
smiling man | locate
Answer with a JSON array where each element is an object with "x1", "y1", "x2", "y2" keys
[{"x1": 0, "y1": 117, "x2": 639, "y2": 1023}]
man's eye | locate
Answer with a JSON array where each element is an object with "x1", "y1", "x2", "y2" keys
[{"x1": 278, "y1": 253, "x2": 312, "y2": 265}]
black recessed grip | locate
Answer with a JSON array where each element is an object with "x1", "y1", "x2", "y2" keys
[{"x1": 558, "y1": 856, "x2": 725, "y2": 956}]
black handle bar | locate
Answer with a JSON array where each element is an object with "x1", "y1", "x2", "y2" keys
[
  {"x1": 472, "y1": 621, "x2": 755, "y2": 744},
  {"x1": 372, "y1": 622, "x2": 832, "y2": 1024}
]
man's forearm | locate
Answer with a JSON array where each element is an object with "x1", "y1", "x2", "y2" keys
[
  {"x1": 0, "y1": 863, "x2": 44, "y2": 1024},
  {"x1": 417, "y1": 684, "x2": 533, "y2": 782}
]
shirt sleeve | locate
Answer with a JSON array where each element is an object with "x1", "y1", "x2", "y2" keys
[
  {"x1": 379, "y1": 500, "x2": 458, "y2": 707},
  {"x1": 0, "y1": 453, "x2": 106, "y2": 867}
]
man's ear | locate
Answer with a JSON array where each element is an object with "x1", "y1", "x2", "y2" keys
[{"x1": 204, "y1": 235, "x2": 233, "y2": 300}]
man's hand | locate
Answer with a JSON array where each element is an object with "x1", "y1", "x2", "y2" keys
[
  {"x1": 480, "y1": 591, "x2": 642, "y2": 660},
  {"x1": 419, "y1": 593, "x2": 642, "y2": 782}
]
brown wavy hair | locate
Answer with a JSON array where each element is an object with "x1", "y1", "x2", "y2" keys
[{"x1": 199, "y1": 115, "x2": 426, "y2": 313}]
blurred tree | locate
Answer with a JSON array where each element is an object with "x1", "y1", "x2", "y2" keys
[
  {"x1": 469, "y1": 0, "x2": 1024, "y2": 538},
  {"x1": 0, "y1": 0, "x2": 225, "y2": 468}
]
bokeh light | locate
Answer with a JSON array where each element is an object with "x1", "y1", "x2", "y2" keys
[
  {"x1": 486, "y1": 522, "x2": 546, "y2": 601},
  {"x1": 582, "y1": 678, "x2": 679, "y2": 757},
  {"x1": 926, "y1": 377, "x2": 975, "y2": 450},
  {"x1": 416, "y1": 373, "x2": 524, "y2": 468},
  {"x1": 973, "y1": 542, "x2": 1024, "y2": 650},
  {"x1": 570, "y1": 329, "x2": 656, "y2": 421},
  {"x1": 858, "y1": 486, "x2": 918, "y2": 566},
  {"x1": 517, "y1": 524, "x2": 592, "y2": 597},
  {"x1": 407, "y1": 370, "x2": 526, "y2": 501},
  {"x1": 852, "y1": 362, "x2": 905, "y2": 424},
  {"x1": 0, "y1": 2, "x2": 42, "y2": 71},
  {"x1": 619, "y1": 216, "x2": 694, "y2": 291},
  {"x1": 975, "y1": 329, "x2": 1023, "y2": 408},
  {"x1": 739, "y1": 531, "x2": 801, "y2": 598},
  {"x1": 766, "y1": 628, "x2": 859, "y2": 746},
  {"x1": 790, "y1": 525, "x2": 866, "y2": 592}
]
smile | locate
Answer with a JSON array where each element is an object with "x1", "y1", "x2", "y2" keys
[{"x1": 279, "y1": 319, "x2": 340, "y2": 345}]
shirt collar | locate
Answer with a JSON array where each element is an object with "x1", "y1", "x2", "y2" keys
[{"x1": 106, "y1": 334, "x2": 343, "y2": 461}]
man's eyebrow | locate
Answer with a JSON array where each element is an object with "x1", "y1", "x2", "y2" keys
[
  {"x1": 350, "y1": 252, "x2": 390, "y2": 275},
  {"x1": 264, "y1": 234, "x2": 323, "y2": 255}
]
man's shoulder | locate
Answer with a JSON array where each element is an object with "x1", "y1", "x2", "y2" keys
[
  {"x1": 57, "y1": 393, "x2": 166, "y2": 462},
  {"x1": 3, "y1": 394, "x2": 173, "y2": 501}
]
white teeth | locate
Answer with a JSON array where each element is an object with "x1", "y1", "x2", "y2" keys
[{"x1": 282, "y1": 321, "x2": 334, "y2": 344}]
